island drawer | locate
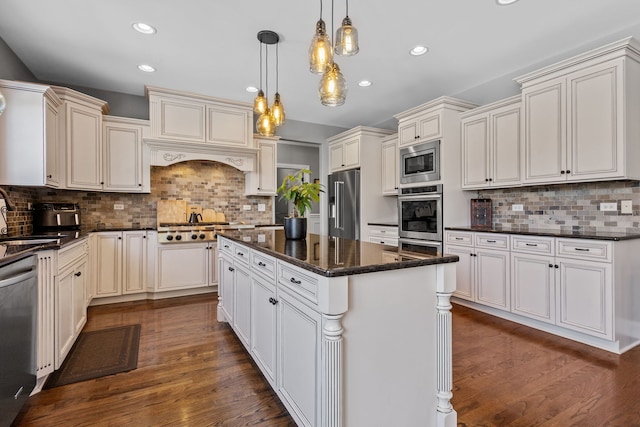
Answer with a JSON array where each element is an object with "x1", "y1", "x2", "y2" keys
[
  {"x1": 445, "y1": 231, "x2": 473, "y2": 246},
  {"x1": 511, "y1": 235, "x2": 554, "y2": 255},
  {"x1": 219, "y1": 239, "x2": 234, "y2": 256},
  {"x1": 233, "y1": 243, "x2": 250, "y2": 265},
  {"x1": 368, "y1": 226, "x2": 399, "y2": 238},
  {"x1": 475, "y1": 233, "x2": 509, "y2": 250},
  {"x1": 251, "y1": 250, "x2": 276, "y2": 279},
  {"x1": 277, "y1": 263, "x2": 318, "y2": 305},
  {"x1": 556, "y1": 239, "x2": 612, "y2": 263}
]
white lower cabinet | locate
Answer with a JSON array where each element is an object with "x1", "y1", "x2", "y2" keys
[
  {"x1": 55, "y1": 239, "x2": 89, "y2": 368},
  {"x1": 447, "y1": 230, "x2": 630, "y2": 352},
  {"x1": 156, "y1": 241, "x2": 216, "y2": 291},
  {"x1": 233, "y1": 264, "x2": 251, "y2": 350},
  {"x1": 93, "y1": 231, "x2": 147, "y2": 298},
  {"x1": 277, "y1": 289, "x2": 322, "y2": 427},
  {"x1": 36, "y1": 251, "x2": 56, "y2": 380},
  {"x1": 219, "y1": 254, "x2": 235, "y2": 323},
  {"x1": 446, "y1": 231, "x2": 510, "y2": 311},
  {"x1": 367, "y1": 225, "x2": 399, "y2": 247},
  {"x1": 250, "y1": 272, "x2": 277, "y2": 385}
]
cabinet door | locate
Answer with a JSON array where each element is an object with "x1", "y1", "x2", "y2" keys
[
  {"x1": 233, "y1": 264, "x2": 252, "y2": 350},
  {"x1": 381, "y1": 139, "x2": 398, "y2": 195},
  {"x1": 219, "y1": 255, "x2": 235, "y2": 323},
  {"x1": 154, "y1": 97, "x2": 205, "y2": 141},
  {"x1": 94, "y1": 232, "x2": 123, "y2": 297},
  {"x1": 278, "y1": 291, "x2": 322, "y2": 427},
  {"x1": 251, "y1": 274, "x2": 277, "y2": 385},
  {"x1": 329, "y1": 143, "x2": 345, "y2": 172},
  {"x1": 157, "y1": 243, "x2": 208, "y2": 290},
  {"x1": 522, "y1": 79, "x2": 566, "y2": 183},
  {"x1": 208, "y1": 245, "x2": 218, "y2": 286},
  {"x1": 206, "y1": 105, "x2": 252, "y2": 147},
  {"x1": 398, "y1": 120, "x2": 419, "y2": 146},
  {"x1": 491, "y1": 104, "x2": 521, "y2": 186},
  {"x1": 65, "y1": 103, "x2": 103, "y2": 190},
  {"x1": 476, "y1": 248, "x2": 510, "y2": 310},
  {"x1": 343, "y1": 137, "x2": 360, "y2": 169},
  {"x1": 123, "y1": 231, "x2": 146, "y2": 294},
  {"x1": 103, "y1": 121, "x2": 144, "y2": 192},
  {"x1": 567, "y1": 61, "x2": 623, "y2": 180},
  {"x1": 55, "y1": 270, "x2": 75, "y2": 368},
  {"x1": 511, "y1": 253, "x2": 555, "y2": 324},
  {"x1": 246, "y1": 139, "x2": 277, "y2": 195},
  {"x1": 461, "y1": 115, "x2": 489, "y2": 188},
  {"x1": 72, "y1": 260, "x2": 87, "y2": 337},
  {"x1": 418, "y1": 111, "x2": 442, "y2": 142},
  {"x1": 556, "y1": 258, "x2": 612, "y2": 339},
  {"x1": 45, "y1": 98, "x2": 61, "y2": 187},
  {"x1": 446, "y1": 245, "x2": 475, "y2": 301}
]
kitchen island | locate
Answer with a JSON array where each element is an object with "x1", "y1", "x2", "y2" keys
[{"x1": 217, "y1": 230, "x2": 459, "y2": 427}]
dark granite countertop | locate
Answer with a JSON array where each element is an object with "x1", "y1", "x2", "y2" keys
[
  {"x1": 216, "y1": 229, "x2": 458, "y2": 277},
  {"x1": 445, "y1": 226, "x2": 640, "y2": 241},
  {"x1": 0, "y1": 231, "x2": 90, "y2": 268}
]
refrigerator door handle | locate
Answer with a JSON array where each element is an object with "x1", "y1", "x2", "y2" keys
[
  {"x1": 329, "y1": 203, "x2": 336, "y2": 219},
  {"x1": 335, "y1": 181, "x2": 343, "y2": 230}
]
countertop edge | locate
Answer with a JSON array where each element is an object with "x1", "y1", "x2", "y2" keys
[{"x1": 445, "y1": 226, "x2": 640, "y2": 241}]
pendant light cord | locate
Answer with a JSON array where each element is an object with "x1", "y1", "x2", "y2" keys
[
  {"x1": 259, "y1": 42, "x2": 263, "y2": 91},
  {"x1": 265, "y1": 44, "x2": 269, "y2": 100},
  {"x1": 331, "y1": 0, "x2": 334, "y2": 48},
  {"x1": 276, "y1": 43, "x2": 279, "y2": 94},
  {"x1": 320, "y1": 0, "x2": 323, "y2": 20},
  {"x1": 346, "y1": 0, "x2": 349, "y2": 17}
]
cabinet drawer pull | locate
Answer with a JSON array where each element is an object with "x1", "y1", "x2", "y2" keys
[
  {"x1": 486, "y1": 240, "x2": 497, "y2": 243},
  {"x1": 228, "y1": 267, "x2": 235, "y2": 272},
  {"x1": 268, "y1": 297, "x2": 278, "y2": 305},
  {"x1": 290, "y1": 277, "x2": 302, "y2": 285},
  {"x1": 555, "y1": 265, "x2": 559, "y2": 268},
  {"x1": 574, "y1": 248, "x2": 590, "y2": 252},
  {"x1": 237, "y1": 251, "x2": 244, "y2": 257},
  {"x1": 224, "y1": 244, "x2": 230, "y2": 248},
  {"x1": 454, "y1": 237, "x2": 463, "y2": 240},
  {"x1": 549, "y1": 264, "x2": 553, "y2": 268},
  {"x1": 74, "y1": 271, "x2": 82, "y2": 277},
  {"x1": 525, "y1": 243, "x2": 538, "y2": 247},
  {"x1": 258, "y1": 261, "x2": 266, "y2": 267}
]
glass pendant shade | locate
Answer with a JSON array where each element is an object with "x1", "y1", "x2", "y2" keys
[
  {"x1": 253, "y1": 89, "x2": 267, "y2": 114},
  {"x1": 309, "y1": 19, "x2": 333, "y2": 74},
  {"x1": 271, "y1": 93, "x2": 285, "y2": 127},
  {"x1": 319, "y1": 62, "x2": 347, "y2": 107},
  {"x1": 335, "y1": 16, "x2": 359, "y2": 56},
  {"x1": 257, "y1": 107, "x2": 276, "y2": 137},
  {"x1": 0, "y1": 90, "x2": 6, "y2": 116}
]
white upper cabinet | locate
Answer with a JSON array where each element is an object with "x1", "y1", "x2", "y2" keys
[
  {"x1": 53, "y1": 86, "x2": 109, "y2": 191},
  {"x1": 0, "y1": 80, "x2": 63, "y2": 187},
  {"x1": 397, "y1": 110, "x2": 442, "y2": 147},
  {"x1": 103, "y1": 116, "x2": 150, "y2": 193},
  {"x1": 245, "y1": 136, "x2": 279, "y2": 196},
  {"x1": 461, "y1": 96, "x2": 521, "y2": 189},
  {"x1": 147, "y1": 85, "x2": 253, "y2": 149},
  {"x1": 516, "y1": 37, "x2": 640, "y2": 185},
  {"x1": 380, "y1": 134, "x2": 398, "y2": 195},
  {"x1": 328, "y1": 135, "x2": 360, "y2": 172}
]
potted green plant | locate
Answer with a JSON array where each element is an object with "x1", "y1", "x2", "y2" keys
[{"x1": 277, "y1": 169, "x2": 324, "y2": 240}]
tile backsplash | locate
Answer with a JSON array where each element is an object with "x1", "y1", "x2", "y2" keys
[
  {"x1": 478, "y1": 180, "x2": 640, "y2": 233},
  {"x1": 1, "y1": 161, "x2": 273, "y2": 236}
]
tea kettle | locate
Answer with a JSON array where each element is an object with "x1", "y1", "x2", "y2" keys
[{"x1": 189, "y1": 212, "x2": 203, "y2": 224}]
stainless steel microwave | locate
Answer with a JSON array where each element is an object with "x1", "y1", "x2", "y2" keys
[{"x1": 399, "y1": 140, "x2": 440, "y2": 184}]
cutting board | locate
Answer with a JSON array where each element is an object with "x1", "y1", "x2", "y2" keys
[
  {"x1": 157, "y1": 200, "x2": 187, "y2": 223},
  {"x1": 203, "y1": 208, "x2": 217, "y2": 222},
  {"x1": 215, "y1": 212, "x2": 226, "y2": 222}
]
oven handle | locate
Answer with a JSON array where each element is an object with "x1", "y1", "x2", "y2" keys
[
  {"x1": 399, "y1": 238, "x2": 442, "y2": 248},
  {"x1": 398, "y1": 194, "x2": 441, "y2": 201}
]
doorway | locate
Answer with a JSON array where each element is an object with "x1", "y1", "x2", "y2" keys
[{"x1": 275, "y1": 165, "x2": 309, "y2": 225}]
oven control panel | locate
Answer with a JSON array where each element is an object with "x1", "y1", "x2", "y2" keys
[{"x1": 157, "y1": 230, "x2": 216, "y2": 243}]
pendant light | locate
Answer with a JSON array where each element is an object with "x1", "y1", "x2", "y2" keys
[
  {"x1": 319, "y1": 0, "x2": 348, "y2": 106},
  {"x1": 319, "y1": 62, "x2": 347, "y2": 106},
  {"x1": 256, "y1": 31, "x2": 279, "y2": 137},
  {"x1": 253, "y1": 42, "x2": 267, "y2": 114},
  {"x1": 270, "y1": 42, "x2": 285, "y2": 126},
  {"x1": 308, "y1": 0, "x2": 333, "y2": 74},
  {"x1": 334, "y1": 0, "x2": 359, "y2": 56}
]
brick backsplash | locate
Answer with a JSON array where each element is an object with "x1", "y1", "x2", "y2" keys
[
  {"x1": 478, "y1": 180, "x2": 640, "y2": 233},
  {"x1": 0, "y1": 161, "x2": 273, "y2": 236}
]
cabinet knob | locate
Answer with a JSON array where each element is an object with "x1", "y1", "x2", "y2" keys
[
  {"x1": 415, "y1": 135, "x2": 419, "y2": 140},
  {"x1": 101, "y1": 181, "x2": 104, "y2": 184},
  {"x1": 228, "y1": 266, "x2": 235, "y2": 272},
  {"x1": 549, "y1": 264, "x2": 553, "y2": 268},
  {"x1": 118, "y1": 236, "x2": 122, "y2": 240},
  {"x1": 560, "y1": 170, "x2": 565, "y2": 174},
  {"x1": 237, "y1": 252, "x2": 244, "y2": 257},
  {"x1": 485, "y1": 178, "x2": 489, "y2": 182},
  {"x1": 566, "y1": 170, "x2": 571, "y2": 174},
  {"x1": 138, "y1": 184, "x2": 142, "y2": 187},
  {"x1": 554, "y1": 264, "x2": 559, "y2": 269},
  {"x1": 268, "y1": 297, "x2": 278, "y2": 305},
  {"x1": 47, "y1": 174, "x2": 53, "y2": 179},
  {"x1": 257, "y1": 187, "x2": 261, "y2": 190},
  {"x1": 488, "y1": 178, "x2": 493, "y2": 182},
  {"x1": 74, "y1": 271, "x2": 82, "y2": 277}
]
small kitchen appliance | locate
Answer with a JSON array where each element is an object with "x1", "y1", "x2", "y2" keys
[{"x1": 33, "y1": 203, "x2": 81, "y2": 231}]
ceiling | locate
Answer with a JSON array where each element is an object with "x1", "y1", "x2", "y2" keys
[{"x1": 2, "y1": 0, "x2": 640, "y2": 130}]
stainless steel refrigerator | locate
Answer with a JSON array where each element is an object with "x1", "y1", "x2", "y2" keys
[{"x1": 328, "y1": 169, "x2": 360, "y2": 240}]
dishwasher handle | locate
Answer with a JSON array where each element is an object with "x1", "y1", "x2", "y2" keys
[{"x1": 0, "y1": 267, "x2": 37, "y2": 289}]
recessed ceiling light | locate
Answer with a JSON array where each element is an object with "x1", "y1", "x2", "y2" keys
[
  {"x1": 410, "y1": 45, "x2": 428, "y2": 56},
  {"x1": 138, "y1": 64, "x2": 156, "y2": 72},
  {"x1": 358, "y1": 80, "x2": 372, "y2": 87},
  {"x1": 246, "y1": 86, "x2": 259, "y2": 93},
  {"x1": 132, "y1": 22, "x2": 157, "y2": 34},
  {"x1": 496, "y1": 0, "x2": 519, "y2": 4}
]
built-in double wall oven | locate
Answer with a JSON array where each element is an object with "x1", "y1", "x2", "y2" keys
[{"x1": 398, "y1": 184, "x2": 443, "y2": 256}]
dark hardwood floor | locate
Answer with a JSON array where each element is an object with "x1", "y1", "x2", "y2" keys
[{"x1": 13, "y1": 295, "x2": 640, "y2": 426}]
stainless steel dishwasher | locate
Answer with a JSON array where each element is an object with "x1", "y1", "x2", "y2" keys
[{"x1": 0, "y1": 254, "x2": 37, "y2": 427}]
